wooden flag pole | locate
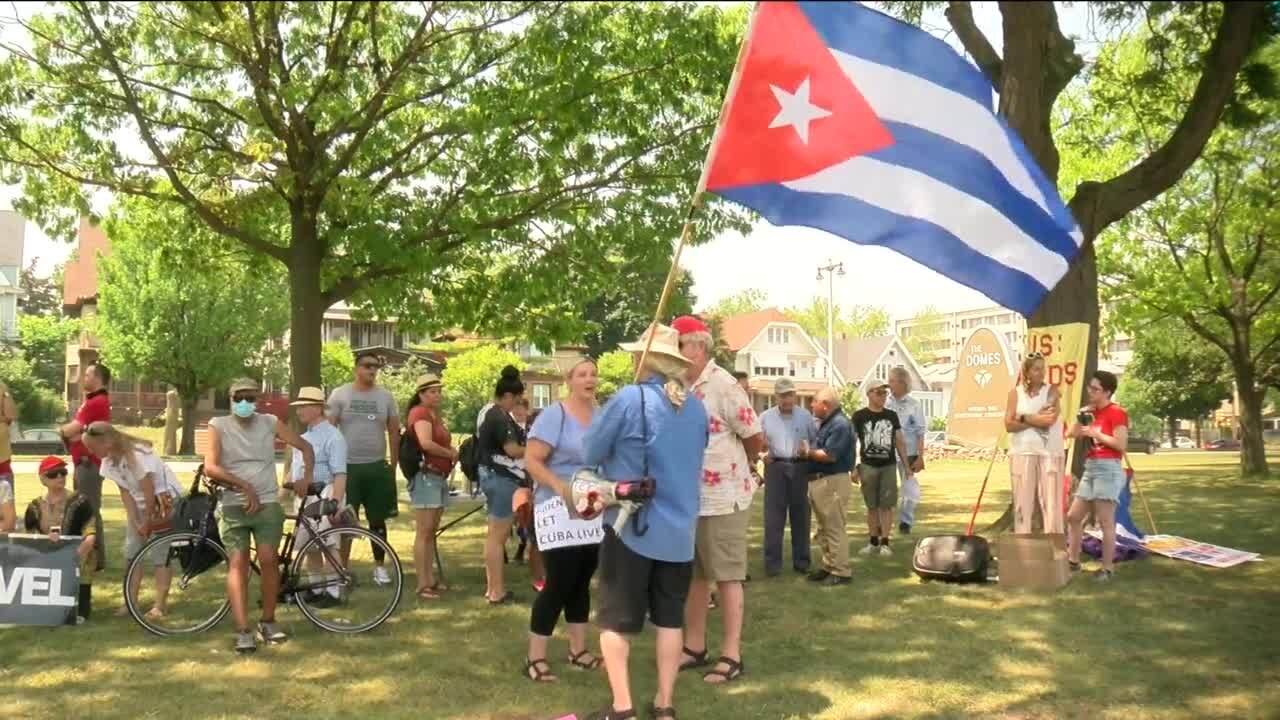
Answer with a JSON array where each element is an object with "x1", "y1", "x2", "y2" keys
[
  {"x1": 1125, "y1": 455, "x2": 1158, "y2": 535},
  {"x1": 634, "y1": 2, "x2": 760, "y2": 380}
]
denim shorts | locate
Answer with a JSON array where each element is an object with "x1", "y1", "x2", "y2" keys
[
  {"x1": 123, "y1": 520, "x2": 170, "y2": 567},
  {"x1": 1077, "y1": 458, "x2": 1125, "y2": 502},
  {"x1": 479, "y1": 466, "x2": 517, "y2": 521},
  {"x1": 410, "y1": 472, "x2": 448, "y2": 510}
]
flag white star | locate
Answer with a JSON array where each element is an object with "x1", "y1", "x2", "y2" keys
[{"x1": 768, "y1": 77, "x2": 832, "y2": 144}]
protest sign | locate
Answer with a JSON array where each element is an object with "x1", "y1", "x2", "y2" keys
[
  {"x1": 1, "y1": 534, "x2": 81, "y2": 626},
  {"x1": 533, "y1": 496, "x2": 604, "y2": 551},
  {"x1": 1140, "y1": 534, "x2": 1260, "y2": 568}
]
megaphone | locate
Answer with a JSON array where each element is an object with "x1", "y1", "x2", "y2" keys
[{"x1": 570, "y1": 468, "x2": 655, "y2": 534}]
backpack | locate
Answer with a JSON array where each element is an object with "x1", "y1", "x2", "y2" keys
[
  {"x1": 170, "y1": 473, "x2": 224, "y2": 578},
  {"x1": 398, "y1": 426, "x2": 423, "y2": 482},
  {"x1": 458, "y1": 434, "x2": 480, "y2": 484}
]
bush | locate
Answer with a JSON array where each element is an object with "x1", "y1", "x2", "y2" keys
[
  {"x1": 929, "y1": 416, "x2": 948, "y2": 432},
  {"x1": 19, "y1": 385, "x2": 66, "y2": 424},
  {"x1": 441, "y1": 345, "x2": 524, "y2": 433}
]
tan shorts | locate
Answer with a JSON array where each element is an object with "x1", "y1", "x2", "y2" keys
[{"x1": 693, "y1": 508, "x2": 750, "y2": 582}]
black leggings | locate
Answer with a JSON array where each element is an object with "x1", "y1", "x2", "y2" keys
[
  {"x1": 530, "y1": 544, "x2": 599, "y2": 637},
  {"x1": 370, "y1": 520, "x2": 388, "y2": 565}
]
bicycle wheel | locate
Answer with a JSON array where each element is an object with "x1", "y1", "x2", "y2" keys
[
  {"x1": 124, "y1": 531, "x2": 231, "y2": 636},
  {"x1": 292, "y1": 526, "x2": 402, "y2": 634}
]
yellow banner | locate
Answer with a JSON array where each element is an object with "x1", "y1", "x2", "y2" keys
[
  {"x1": 948, "y1": 327, "x2": 1016, "y2": 449},
  {"x1": 1024, "y1": 323, "x2": 1091, "y2": 470}
]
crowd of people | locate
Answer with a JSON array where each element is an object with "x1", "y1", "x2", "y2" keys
[{"x1": 0, "y1": 316, "x2": 1131, "y2": 718}]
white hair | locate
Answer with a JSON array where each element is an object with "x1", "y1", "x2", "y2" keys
[
  {"x1": 889, "y1": 366, "x2": 912, "y2": 391},
  {"x1": 678, "y1": 330, "x2": 713, "y2": 356},
  {"x1": 638, "y1": 352, "x2": 690, "y2": 409}
]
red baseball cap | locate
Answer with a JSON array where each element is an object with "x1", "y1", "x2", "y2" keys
[
  {"x1": 671, "y1": 315, "x2": 710, "y2": 336},
  {"x1": 39, "y1": 456, "x2": 68, "y2": 475}
]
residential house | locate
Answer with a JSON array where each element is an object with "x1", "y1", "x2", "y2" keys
[
  {"x1": 0, "y1": 210, "x2": 25, "y2": 344},
  {"x1": 831, "y1": 335, "x2": 946, "y2": 422},
  {"x1": 720, "y1": 309, "x2": 843, "y2": 413},
  {"x1": 428, "y1": 331, "x2": 587, "y2": 410}
]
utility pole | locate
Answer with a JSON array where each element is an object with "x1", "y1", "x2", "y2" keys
[{"x1": 816, "y1": 260, "x2": 845, "y2": 384}]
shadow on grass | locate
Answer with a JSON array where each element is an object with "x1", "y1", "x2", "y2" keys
[{"x1": 3, "y1": 457, "x2": 1278, "y2": 719}]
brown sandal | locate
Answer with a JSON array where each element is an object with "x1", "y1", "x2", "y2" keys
[
  {"x1": 568, "y1": 649, "x2": 602, "y2": 670},
  {"x1": 524, "y1": 658, "x2": 558, "y2": 683}
]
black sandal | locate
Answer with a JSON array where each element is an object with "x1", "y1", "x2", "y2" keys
[
  {"x1": 568, "y1": 649, "x2": 603, "y2": 670},
  {"x1": 647, "y1": 704, "x2": 677, "y2": 719},
  {"x1": 703, "y1": 656, "x2": 744, "y2": 684},
  {"x1": 487, "y1": 590, "x2": 516, "y2": 605},
  {"x1": 678, "y1": 646, "x2": 709, "y2": 672},
  {"x1": 585, "y1": 707, "x2": 637, "y2": 720},
  {"x1": 523, "y1": 658, "x2": 558, "y2": 683}
]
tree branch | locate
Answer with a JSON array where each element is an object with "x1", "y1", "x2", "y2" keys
[
  {"x1": 1069, "y1": 2, "x2": 1268, "y2": 238},
  {"x1": 945, "y1": 2, "x2": 1002, "y2": 85}
]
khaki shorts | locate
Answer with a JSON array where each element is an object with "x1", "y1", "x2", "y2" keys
[
  {"x1": 219, "y1": 503, "x2": 286, "y2": 555},
  {"x1": 859, "y1": 463, "x2": 898, "y2": 510},
  {"x1": 693, "y1": 508, "x2": 750, "y2": 582}
]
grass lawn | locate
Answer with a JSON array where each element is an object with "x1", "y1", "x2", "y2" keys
[{"x1": 3, "y1": 453, "x2": 1278, "y2": 720}]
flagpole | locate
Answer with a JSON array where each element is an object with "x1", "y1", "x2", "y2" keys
[{"x1": 634, "y1": 1, "x2": 760, "y2": 380}]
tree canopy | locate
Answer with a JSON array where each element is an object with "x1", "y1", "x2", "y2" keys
[
  {"x1": 783, "y1": 298, "x2": 890, "y2": 345},
  {"x1": 95, "y1": 196, "x2": 289, "y2": 453},
  {"x1": 439, "y1": 344, "x2": 523, "y2": 433},
  {"x1": 0, "y1": 1, "x2": 749, "y2": 391}
]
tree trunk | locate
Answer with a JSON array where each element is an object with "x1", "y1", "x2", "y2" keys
[
  {"x1": 1167, "y1": 416, "x2": 1178, "y2": 445},
  {"x1": 288, "y1": 213, "x2": 325, "y2": 392},
  {"x1": 1232, "y1": 360, "x2": 1270, "y2": 476},
  {"x1": 1194, "y1": 418, "x2": 1203, "y2": 447},
  {"x1": 179, "y1": 390, "x2": 199, "y2": 456}
]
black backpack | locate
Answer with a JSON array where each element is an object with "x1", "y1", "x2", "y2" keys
[
  {"x1": 458, "y1": 434, "x2": 480, "y2": 483},
  {"x1": 398, "y1": 426, "x2": 423, "y2": 482},
  {"x1": 171, "y1": 472, "x2": 224, "y2": 578}
]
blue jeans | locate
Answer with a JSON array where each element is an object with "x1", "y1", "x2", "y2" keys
[{"x1": 479, "y1": 466, "x2": 517, "y2": 521}]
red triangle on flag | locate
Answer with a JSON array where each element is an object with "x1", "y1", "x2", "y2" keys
[{"x1": 705, "y1": 2, "x2": 894, "y2": 191}]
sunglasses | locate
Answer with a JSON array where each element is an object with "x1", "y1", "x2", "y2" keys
[
  {"x1": 1027, "y1": 352, "x2": 1044, "y2": 360},
  {"x1": 233, "y1": 394, "x2": 259, "y2": 403},
  {"x1": 870, "y1": 388, "x2": 889, "y2": 395},
  {"x1": 43, "y1": 469, "x2": 68, "y2": 480}
]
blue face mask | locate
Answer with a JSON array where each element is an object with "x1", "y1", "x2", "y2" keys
[{"x1": 232, "y1": 399, "x2": 256, "y2": 418}]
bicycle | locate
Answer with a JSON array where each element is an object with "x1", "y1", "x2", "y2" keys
[{"x1": 124, "y1": 465, "x2": 403, "y2": 637}]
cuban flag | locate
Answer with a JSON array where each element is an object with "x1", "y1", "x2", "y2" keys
[{"x1": 704, "y1": 1, "x2": 1083, "y2": 317}]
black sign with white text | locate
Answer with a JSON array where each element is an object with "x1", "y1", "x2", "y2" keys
[{"x1": 1, "y1": 534, "x2": 81, "y2": 626}]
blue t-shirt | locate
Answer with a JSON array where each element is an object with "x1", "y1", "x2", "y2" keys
[
  {"x1": 528, "y1": 402, "x2": 596, "y2": 507},
  {"x1": 583, "y1": 377, "x2": 708, "y2": 563}
]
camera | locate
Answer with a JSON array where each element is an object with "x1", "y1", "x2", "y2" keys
[{"x1": 1077, "y1": 411, "x2": 1094, "y2": 426}]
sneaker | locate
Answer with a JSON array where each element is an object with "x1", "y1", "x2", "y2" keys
[
  {"x1": 879, "y1": 544, "x2": 893, "y2": 557},
  {"x1": 806, "y1": 569, "x2": 831, "y2": 583},
  {"x1": 235, "y1": 631, "x2": 257, "y2": 654},
  {"x1": 256, "y1": 621, "x2": 288, "y2": 645},
  {"x1": 899, "y1": 522, "x2": 911, "y2": 535},
  {"x1": 373, "y1": 566, "x2": 392, "y2": 586},
  {"x1": 820, "y1": 574, "x2": 852, "y2": 587},
  {"x1": 858, "y1": 544, "x2": 878, "y2": 556},
  {"x1": 1093, "y1": 569, "x2": 1114, "y2": 583}
]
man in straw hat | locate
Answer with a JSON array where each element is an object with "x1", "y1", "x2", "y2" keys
[
  {"x1": 671, "y1": 315, "x2": 763, "y2": 687},
  {"x1": 582, "y1": 323, "x2": 709, "y2": 720},
  {"x1": 290, "y1": 386, "x2": 350, "y2": 607}
]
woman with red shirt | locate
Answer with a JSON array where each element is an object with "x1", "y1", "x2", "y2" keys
[
  {"x1": 405, "y1": 374, "x2": 457, "y2": 600},
  {"x1": 1066, "y1": 370, "x2": 1129, "y2": 582}
]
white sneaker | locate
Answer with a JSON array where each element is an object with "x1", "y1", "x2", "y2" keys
[
  {"x1": 373, "y1": 566, "x2": 391, "y2": 586},
  {"x1": 879, "y1": 544, "x2": 893, "y2": 557},
  {"x1": 858, "y1": 544, "x2": 878, "y2": 556}
]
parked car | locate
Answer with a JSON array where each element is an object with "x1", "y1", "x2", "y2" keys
[
  {"x1": 12, "y1": 426, "x2": 67, "y2": 456},
  {"x1": 1161, "y1": 436, "x2": 1196, "y2": 449},
  {"x1": 925, "y1": 430, "x2": 947, "y2": 446},
  {"x1": 1204, "y1": 438, "x2": 1241, "y2": 451},
  {"x1": 1126, "y1": 436, "x2": 1159, "y2": 455}
]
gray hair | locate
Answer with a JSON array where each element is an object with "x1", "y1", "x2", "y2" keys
[
  {"x1": 816, "y1": 387, "x2": 840, "y2": 405},
  {"x1": 639, "y1": 353, "x2": 690, "y2": 409},
  {"x1": 889, "y1": 366, "x2": 912, "y2": 391}
]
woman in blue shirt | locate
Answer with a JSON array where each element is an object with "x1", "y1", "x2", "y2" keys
[{"x1": 522, "y1": 358, "x2": 605, "y2": 682}]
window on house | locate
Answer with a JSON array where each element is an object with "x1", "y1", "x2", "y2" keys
[
  {"x1": 531, "y1": 383, "x2": 552, "y2": 409},
  {"x1": 768, "y1": 327, "x2": 790, "y2": 344}
]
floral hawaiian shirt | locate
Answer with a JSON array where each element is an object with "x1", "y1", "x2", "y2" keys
[{"x1": 690, "y1": 362, "x2": 762, "y2": 516}]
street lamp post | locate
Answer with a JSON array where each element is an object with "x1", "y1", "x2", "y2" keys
[{"x1": 816, "y1": 261, "x2": 845, "y2": 383}]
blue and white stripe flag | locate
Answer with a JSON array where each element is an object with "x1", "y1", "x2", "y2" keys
[{"x1": 702, "y1": 1, "x2": 1082, "y2": 317}]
